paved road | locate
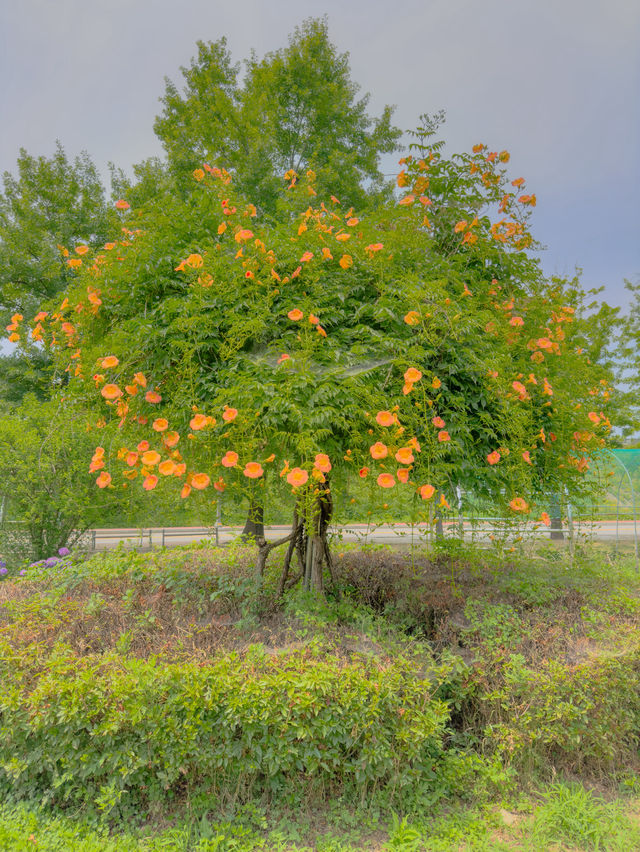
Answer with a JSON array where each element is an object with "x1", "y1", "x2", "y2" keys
[{"x1": 87, "y1": 519, "x2": 639, "y2": 550}]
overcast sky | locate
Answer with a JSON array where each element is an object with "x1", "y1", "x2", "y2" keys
[{"x1": 1, "y1": 0, "x2": 638, "y2": 306}]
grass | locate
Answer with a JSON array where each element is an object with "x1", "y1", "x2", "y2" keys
[
  {"x1": 1, "y1": 790, "x2": 639, "y2": 850},
  {"x1": 0, "y1": 538, "x2": 638, "y2": 850}
]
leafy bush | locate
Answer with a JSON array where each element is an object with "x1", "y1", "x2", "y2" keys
[
  {"x1": 0, "y1": 397, "x2": 135, "y2": 566},
  {"x1": 482, "y1": 650, "x2": 640, "y2": 774},
  {"x1": 0, "y1": 643, "x2": 449, "y2": 815}
]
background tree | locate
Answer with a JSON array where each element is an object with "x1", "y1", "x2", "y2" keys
[
  {"x1": 0, "y1": 143, "x2": 110, "y2": 319},
  {"x1": 0, "y1": 396, "x2": 126, "y2": 565},
  {"x1": 0, "y1": 143, "x2": 111, "y2": 403},
  {"x1": 154, "y1": 17, "x2": 402, "y2": 213},
  {"x1": 616, "y1": 280, "x2": 640, "y2": 441}
]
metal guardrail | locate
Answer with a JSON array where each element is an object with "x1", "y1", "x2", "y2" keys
[
  {"x1": 4, "y1": 517, "x2": 636, "y2": 569},
  {"x1": 85, "y1": 518, "x2": 639, "y2": 550},
  {"x1": 90, "y1": 529, "x2": 152, "y2": 550},
  {"x1": 160, "y1": 526, "x2": 220, "y2": 547},
  {"x1": 88, "y1": 526, "x2": 222, "y2": 550}
]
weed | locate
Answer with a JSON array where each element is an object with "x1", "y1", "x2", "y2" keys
[
  {"x1": 527, "y1": 782, "x2": 640, "y2": 851},
  {"x1": 385, "y1": 812, "x2": 422, "y2": 850}
]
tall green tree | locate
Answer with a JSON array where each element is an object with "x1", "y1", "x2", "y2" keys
[
  {"x1": 0, "y1": 143, "x2": 110, "y2": 402},
  {"x1": 0, "y1": 142, "x2": 110, "y2": 318},
  {"x1": 154, "y1": 17, "x2": 402, "y2": 213}
]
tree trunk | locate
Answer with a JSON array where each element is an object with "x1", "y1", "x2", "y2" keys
[
  {"x1": 241, "y1": 499, "x2": 264, "y2": 541},
  {"x1": 308, "y1": 535, "x2": 324, "y2": 594},
  {"x1": 278, "y1": 509, "x2": 302, "y2": 598},
  {"x1": 255, "y1": 525, "x2": 302, "y2": 586},
  {"x1": 549, "y1": 494, "x2": 564, "y2": 540},
  {"x1": 300, "y1": 479, "x2": 333, "y2": 595},
  {"x1": 253, "y1": 483, "x2": 337, "y2": 598}
]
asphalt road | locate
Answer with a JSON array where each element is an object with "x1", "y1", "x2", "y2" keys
[{"x1": 86, "y1": 520, "x2": 639, "y2": 550}]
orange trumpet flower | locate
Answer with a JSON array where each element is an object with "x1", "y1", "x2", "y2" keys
[
  {"x1": 369, "y1": 442, "x2": 388, "y2": 459},
  {"x1": 376, "y1": 411, "x2": 395, "y2": 427},
  {"x1": 221, "y1": 451, "x2": 239, "y2": 468},
  {"x1": 287, "y1": 468, "x2": 309, "y2": 488},
  {"x1": 377, "y1": 473, "x2": 395, "y2": 488},
  {"x1": 419, "y1": 484, "x2": 435, "y2": 500}
]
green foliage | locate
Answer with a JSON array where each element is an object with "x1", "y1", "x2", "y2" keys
[
  {"x1": 385, "y1": 812, "x2": 422, "y2": 850},
  {"x1": 482, "y1": 649, "x2": 640, "y2": 774},
  {"x1": 0, "y1": 802, "x2": 140, "y2": 851},
  {"x1": 0, "y1": 142, "x2": 110, "y2": 318},
  {"x1": 154, "y1": 18, "x2": 401, "y2": 212},
  {"x1": 0, "y1": 641, "x2": 449, "y2": 814},
  {"x1": 617, "y1": 280, "x2": 640, "y2": 438},
  {"x1": 0, "y1": 543, "x2": 639, "y2": 847},
  {"x1": 0, "y1": 348, "x2": 53, "y2": 406},
  {"x1": 463, "y1": 600, "x2": 526, "y2": 651},
  {"x1": 0, "y1": 396, "x2": 133, "y2": 564},
  {"x1": 0, "y1": 143, "x2": 112, "y2": 405}
]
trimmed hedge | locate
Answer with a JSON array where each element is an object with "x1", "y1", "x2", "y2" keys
[{"x1": 0, "y1": 641, "x2": 449, "y2": 813}]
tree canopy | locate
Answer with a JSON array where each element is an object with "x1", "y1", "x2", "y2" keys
[
  {"x1": 0, "y1": 143, "x2": 112, "y2": 404},
  {"x1": 9, "y1": 122, "x2": 615, "y2": 589},
  {"x1": 0, "y1": 143, "x2": 110, "y2": 320},
  {"x1": 154, "y1": 17, "x2": 402, "y2": 213}
]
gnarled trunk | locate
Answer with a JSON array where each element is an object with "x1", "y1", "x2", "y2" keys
[
  {"x1": 268, "y1": 482, "x2": 338, "y2": 598},
  {"x1": 301, "y1": 482, "x2": 333, "y2": 593}
]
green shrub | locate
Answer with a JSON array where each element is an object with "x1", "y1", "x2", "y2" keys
[
  {"x1": 0, "y1": 642, "x2": 449, "y2": 815},
  {"x1": 482, "y1": 650, "x2": 640, "y2": 774}
]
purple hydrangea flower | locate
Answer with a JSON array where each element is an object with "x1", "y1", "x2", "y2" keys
[
  {"x1": 58, "y1": 547, "x2": 70, "y2": 557},
  {"x1": 0, "y1": 560, "x2": 5, "y2": 568},
  {"x1": 19, "y1": 569, "x2": 26, "y2": 576},
  {"x1": 0, "y1": 567, "x2": 7, "y2": 576},
  {"x1": 45, "y1": 556, "x2": 60, "y2": 567}
]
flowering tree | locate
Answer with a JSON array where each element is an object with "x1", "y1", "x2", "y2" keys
[{"x1": 8, "y1": 131, "x2": 613, "y2": 592}]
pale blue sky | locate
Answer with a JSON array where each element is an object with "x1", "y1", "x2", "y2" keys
[{"x1": 1, "y1": 0, "x2": 638, "y2": 305}]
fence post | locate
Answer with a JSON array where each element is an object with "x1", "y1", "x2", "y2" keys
[
  {"x1": 215, "y1": 497, "x2": 222, "y2": 546},
  {"x1": 456, "y1": 485, "x2": 464, "y2": 538}
]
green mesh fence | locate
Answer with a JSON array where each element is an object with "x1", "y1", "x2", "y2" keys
[{"x1": 581, "y1": 449, "x2": 640, "y2": 520}]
